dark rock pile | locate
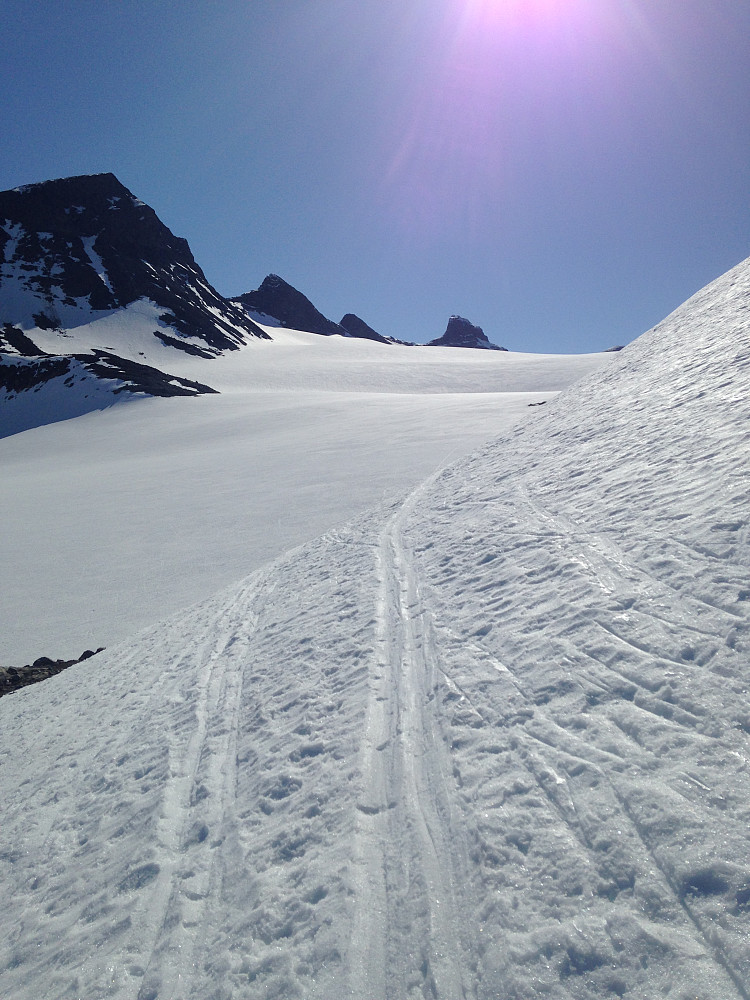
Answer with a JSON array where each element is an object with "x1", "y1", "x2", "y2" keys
[{"x1": 0, "y1": 647, "x2": 104, "y2": 698}]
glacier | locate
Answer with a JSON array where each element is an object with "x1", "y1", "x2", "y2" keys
[{"x1": 0, "y1": 257, "x2": 749, "y2": 998}]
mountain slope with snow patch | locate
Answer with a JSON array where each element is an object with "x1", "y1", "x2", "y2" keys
[{"x1": 0, "y1": 173, "x2": 270, "y2": 433}]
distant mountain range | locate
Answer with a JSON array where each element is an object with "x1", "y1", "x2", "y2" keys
[
  {"x1": 0, "y1": 172, "x2": 509, "y2": 432},
  {"x1": 235, "y1": 274, "x2": 412, "y2": 345}
]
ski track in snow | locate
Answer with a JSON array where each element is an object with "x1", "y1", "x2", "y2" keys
[
  {"x1": 351, "y1": 482, "x2": 476, "y2": 999},
  {"x1": 1, "y1": 329, "x2": 607, "y2": 665},
  {"x1": 1, "y1": 257, "x2": 750, "y2": 998},
  {"x1": 410, "y1": 476, "x2": 750, "y2": 998}
]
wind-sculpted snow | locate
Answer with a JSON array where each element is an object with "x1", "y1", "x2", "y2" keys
[
  {"x1": 396, "y1": 256, "x2": 750, "y2": 996},
  {"x1": 0, "y1": 257, "x2": 749, "y2": 998}
]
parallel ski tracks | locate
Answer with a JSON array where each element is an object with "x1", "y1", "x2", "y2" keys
[
  {"x1": 130, "y1": 573, "x2": 268, "y2": 1000},
  {"x1": 350, "y1": 472, "x2": 750, "y2": 997},
  {"x1": 351, "y1": 493, "x2": 477, "y2": 1000}
]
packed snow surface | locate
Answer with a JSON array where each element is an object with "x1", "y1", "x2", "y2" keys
[
  {"x1": 1, "y1": 257, "x2": 749, "y2": 999},
  {"x1": 0, "y1": 327, "x2": 607, "y2": 662}
]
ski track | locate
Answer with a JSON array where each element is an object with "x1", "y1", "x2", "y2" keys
[
  {"x1": 2, "y1": 457, "x2": 748, "y2": 998},
  {"x1": 351, "y1": 484, "x2": 476, "y2": 999},
  {"x1": 1, "y1": 259, "x2": 750, "y2": 998},
  {"x1": 400, "y1": 400, "x2": 750, "y2": 992},
  {"x1": 131, "y1": 574, "x2": 267, "y2": 1000}
]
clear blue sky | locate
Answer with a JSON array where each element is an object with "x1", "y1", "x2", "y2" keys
[{"x1": 2, "y1": 0, "x2": 748, "y2": 351}]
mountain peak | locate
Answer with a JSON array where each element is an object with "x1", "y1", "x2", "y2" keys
[
  {"x1": 1, "y1": 172, "x2": 271, "y2": 431},
  {"x1": 340, "y1": 313, "x2": 392, "y2": 344},
  {"x1": 234, "y1": 275, "x2": 343, "y2": 336},
  {"x1": 0, "y1": 172, "x2": 268, "y2": 354},
  {"x1": 1, "y1": 173, "x2": 145, "y2": 230},
  {"x1": 427, "y1": 315, "x2": 507, "y2": 351}
]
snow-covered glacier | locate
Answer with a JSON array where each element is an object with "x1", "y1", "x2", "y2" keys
[{"x1": 0, "y1": 257, "x2": 749, "y2": 999}]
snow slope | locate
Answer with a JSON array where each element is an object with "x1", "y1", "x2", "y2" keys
[
  {"x1": 1, "y1": 256, "x2": 749, "y2": 999},
  {"x1": 0, "y1": 329, "x2": 608, "y2": 663}
]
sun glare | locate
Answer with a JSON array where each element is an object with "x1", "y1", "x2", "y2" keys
[{"x1": 458, "y1": 0, "x2": 577, "y2": 27}]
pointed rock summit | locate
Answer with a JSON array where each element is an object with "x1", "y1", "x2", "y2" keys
[
  {"x1": 339, "y1": 313, "x2": 391, "y2": 344},
  {"x1": 427, "y1": 315, "x2": 507, "y2": 351},
  {"x1": 234, "y1": 276, "x2": 407, "y2": 344},
  {"x1": 0, "y1": 172, "x2": 269, "y2": 434},
  {"x1": 234, "y1": 274, "x2": 344, "y2": 337}
]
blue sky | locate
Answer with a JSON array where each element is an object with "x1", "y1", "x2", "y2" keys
[{"x1": 2, "y1": 0, "x2": 748, "y2": 351}]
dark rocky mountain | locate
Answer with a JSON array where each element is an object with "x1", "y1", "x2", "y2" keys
[
  {"x1": 234, "y1": 274, "x2": 344, "y2": 337},
  {"x1": 234, "y1": 274, "x2": 407, "y2": 344},
  {"x1": 339, "y1": 312, "x2": 391, "y2": 344},
  {"x1": 0, "y1": 172, "x2": 268, "y2": 358},
  {"x1": 0, "y1": 173, "x2": 274, "y2": 433},
  {"x1": 339, "y1": 313, "x2": 412, "y2": 346},
  {"x1": 427, "y1": 315, "x2": 507, "y2": 351}
]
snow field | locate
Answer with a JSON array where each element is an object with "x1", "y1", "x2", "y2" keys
[
  {"x1": 393, "y1": 257, "x2": 750, "y2": 996},
  {"x1": 1, "y1": 328, "x2": 609, "y2": 664},
  {"x1": 1, "y1": 257, "x2": 749, "y2": 997},
  {"x1": 0, "y1": 524, "x2": 388, "y2": 999}
]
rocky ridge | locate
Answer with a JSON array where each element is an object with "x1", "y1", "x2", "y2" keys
[
  {"x1": 339, "y1": 311, "x2": 393, "y2": 344},
  {"x1": 233, "y1": 273, "x2": 344, "y2": 337},
  {"x1": 0, "y1": 173, "x2": 269, "y2": 357},
  {"x1": 0, "y1": 173, "x2": 270, "y2": 431}
]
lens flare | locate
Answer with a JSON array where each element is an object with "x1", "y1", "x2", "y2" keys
[{"x1": 378, "y1": 0, "x2": 669, "y2": 241}]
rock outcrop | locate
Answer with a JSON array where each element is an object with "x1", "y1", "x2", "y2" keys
[
  {"x1": 234, "y1": 274, "x2": 344, "y2": 337},
  {"x1": 0, "y1": 173, "x2": 269, "y2": 357},
  {"x1": 339, "y1": 312, "x2": 391, "y2": 344},
  {"x1": 0, "y1": 648, "x2": 105, "y2": 698},
  {"x1": 427, "y1": 315, "x2": 507, "y2": 351}
]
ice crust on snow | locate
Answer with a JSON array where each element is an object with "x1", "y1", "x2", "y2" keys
[{"x1": 0, "y1": 256, "x2": 749, "y2": 998}]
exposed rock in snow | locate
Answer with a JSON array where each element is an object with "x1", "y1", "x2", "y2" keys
[
  {"x1": 427, "y1": 314, "x2": 507, "y2": 350},
  {"x1": 233, "y1": 273, "x2": 345, "y2": 337},
  {"x1": 0, "y1": 648, "x2": 104, "y2": 698},
  {"x1": 0, "y1": 255, "x2": 747, "y2": 998}
]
